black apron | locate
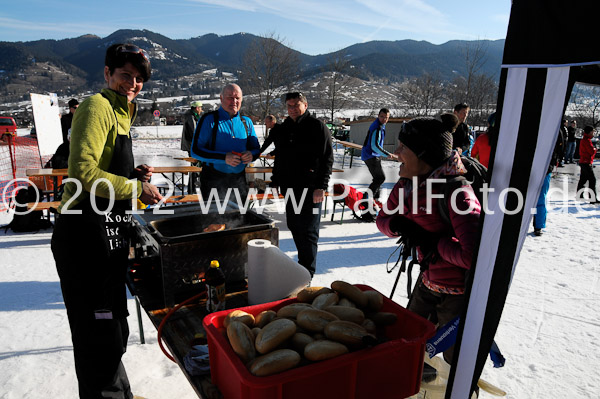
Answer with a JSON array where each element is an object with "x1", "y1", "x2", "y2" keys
[{"x1": 52, "y1": 107, "x2": 135, "y2": 319}]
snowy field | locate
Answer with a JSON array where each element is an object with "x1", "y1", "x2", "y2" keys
[{"x1": 1, "y1": 130, "x2": 600, "y2": 398}]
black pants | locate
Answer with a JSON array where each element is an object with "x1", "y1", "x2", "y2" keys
[
  {"x1": 577, "y1": 163, "x2": 598, "y2": 200},
  {"x1": 408, "y1": 279, "x2": 465, "y2": 364},
  {"x1": 364, "y1": 157, "x2": 385, "y2": 199},
  {"x1": 52, "y1": 213, "x2": 132, "y2": 399},
  {"x1": 200, "y1": 167, "x2": 248, "y2": 204},
  {"x1": 284, "y1": 188, "x2": 323, "y2": 276}
]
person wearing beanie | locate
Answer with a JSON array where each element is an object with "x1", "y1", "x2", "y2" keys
[
  {"x1": 181, "y1": 100, "x2": 203, "y2": 154},
  {"x1": 377, "y1": 114, "x2": 481, "y2": 364},
  {"x1": 576, "y1": 125, "x2": 599, "y2": 203}
]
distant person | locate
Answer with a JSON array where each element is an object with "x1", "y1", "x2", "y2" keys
[
  {"x1": 557, "y1": 119, "x2": 568, "y2": 167},
  {"x1": 51, "y1": 43, "x2": 162, "y2": 399},
  {"x1": 576, "y1": 125, "x2": 599, "y2": 203},
  {"x1": 60, "y1": 98, "x2": 79, "y2": 144},
  {"x1": 181, "y1": 100, "x2": 203, "y2": 155},
  {"x1": 360, "y1": 108, "x2": 394, "y2": 220},
  {"x1": 271, "y1": 92, "x2": 334, "y2": 277},
  {"x1": 259, "y1": 114, "x2": 278, "y2": 154},
  {"x1": 452, "y1": 103, "x2": 472, "y2": 155},
  {"x1": 471, "y1": 112, "x2": 497, "y2": 168},
  {"x1": 190, "y1": 83, "x2": 260, "y2": 200},
  {"x1": 46, "y1": 132, "x2": 71, "y2": 169},
  {"x1": 533, "y1": 123, "x2": 565, "y2": 236},
  {"x1": 564, "y1": 120, "x2": 577, "y2": 164}
]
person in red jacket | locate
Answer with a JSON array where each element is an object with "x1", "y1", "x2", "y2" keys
[
  {"x1": 471, "y1": 112, "x2": 497, "y2": 168},
  {"x1": 376, "y1": 114, "x2": 481, "y2": 363},
  {"x1": 576, "y1": 125, "x2": 599, "y2": 203}
]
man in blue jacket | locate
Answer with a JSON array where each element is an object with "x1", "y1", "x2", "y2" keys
[
  {"x1": 191, "y1": 83, "x2": 260, "y2": 201},
  {"x1": 361, "y1": 108, "x2": 393, "y2": 202}
]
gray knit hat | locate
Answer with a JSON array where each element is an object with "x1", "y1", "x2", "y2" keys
[{"x1": 398, "y1": 115, "x2": 457, "y2": 167}]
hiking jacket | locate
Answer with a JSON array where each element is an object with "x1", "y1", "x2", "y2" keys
[
  {"x1": 58, "y1": 89, "x2": 142, "y2": 212},
  {"x1": 567, "y1": 126, "x2": 577, "y2": 142},
  {"x1": 271, "y1": 111, "x2": 334, "y2": 191},
  {"x1": 579, "y1": 134, "x2": 597, "y2": 165},
  {"x1": 377, "y1": 152, "x2": 481, "y2": 291},
  {"x1": 190, "y1": 107, "x2": 260, "y2": 174},
  {"x1": 181, "y1": 108, "x2": 199, "y2": 153},
  {"x1": 471, "y1": 133, "x2": 490, "y2": 168},
  {"x1": 260, "y1": 123, "x2": 280, "y2": 154},
  {"x1": 361, "y1": 119, "x2": 390, "y2": 161},
  {"x1": 452, "y1": 123, "x2": 472, "y2": 155},
  {"x1": 60, "y1": 112, "x2": 74, "y2": 144}
]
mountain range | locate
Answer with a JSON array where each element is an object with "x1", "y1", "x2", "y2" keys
[{"x1": 0, "y1": 29, "x2": 505, "y2": 104}]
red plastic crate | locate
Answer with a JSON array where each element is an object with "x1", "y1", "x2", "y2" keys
[{"x1": 203, "y1": 284, "x2": 436, "y2": 399}]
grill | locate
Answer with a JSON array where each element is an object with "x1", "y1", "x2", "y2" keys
[{"x1": 131, "y1": 203, "x2": 278, "y2": 308}]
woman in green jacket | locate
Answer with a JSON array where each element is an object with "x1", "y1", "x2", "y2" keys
[{"x1": 51, "y1": 43, "x2": 161, "y2": 399}]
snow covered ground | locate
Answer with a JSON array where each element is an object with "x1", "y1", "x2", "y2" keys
[{"x1": 1, "y1": 132, "x2": 600, "y2": 398}]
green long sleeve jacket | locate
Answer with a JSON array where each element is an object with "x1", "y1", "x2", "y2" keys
[{"x1": 58, "y1": 89, "x2": 142, "y2": 212}]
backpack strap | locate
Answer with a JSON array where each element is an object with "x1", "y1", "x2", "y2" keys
[
  {"x1": 208, "y1": 110, "x2": 220, "y2": 151},
  {"x1": 437, "y1": 176, "x2": 469, "y2": 227},
  {"x1": 240, "y1": 116, "x2": 253, "y2": 152}
]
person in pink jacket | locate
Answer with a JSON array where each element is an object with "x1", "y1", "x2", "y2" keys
[{"x1": 376, "y1": 114, "x2": 481, "y2": 363}]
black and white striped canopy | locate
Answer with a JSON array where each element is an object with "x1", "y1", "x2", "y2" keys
[{"x1": 446, "y1": 1, "x2": 600, "y2": 397}]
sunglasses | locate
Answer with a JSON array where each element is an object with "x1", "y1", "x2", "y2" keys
[
  {"x1": 285, "y1": 92, "x2": 306, "y2": 101},
  {"x1": 116, "y1": 44, "x2": 149, "y2": 63}
]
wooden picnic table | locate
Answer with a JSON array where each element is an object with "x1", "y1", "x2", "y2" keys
[
  {"x1": 151, "y1": 165, "x2": 203, "y2": 195},
  {"x1": 334, "y1": 140, "x2": 362, "y2": 169},
  {"x1": 174, "y1": 156, "x2": 198, "y2": 163},
  {"x1": 333, "y1": 140, "x2": 398, "y2": 169},
  {"x1": 26, "y1": 168, "x2": 68, "y2": 198},
  {"x1": 175, "y1": 155, "x2": 274, "y2": 165},
  {"x1": 26, "y1": 166, "x2": 203, "y2": 196}
]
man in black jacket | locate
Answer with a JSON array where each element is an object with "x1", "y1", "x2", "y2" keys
[
  {"x1": 452, "y1": 103, "x2": 472, "y2": 155},
  {"x1": 60, "y1": 98, "x2": 78, "y2": 144},
  {"x1": 260, "y1": 114, "x2": 278, "y2": 154},
  {"x1": 271, "y1": 92, "x2": 334, "y2": 276},
  {"x1": 564, "y1": 120, "x2": 577, "y2": 164}
]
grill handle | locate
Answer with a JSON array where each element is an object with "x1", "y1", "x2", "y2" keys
[{"x1": 146, "y1": 224, "x2": 157, "y2": 235}]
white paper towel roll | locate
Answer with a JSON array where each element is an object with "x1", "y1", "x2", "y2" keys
[{"x1": 247, "y1": 239, "x2": 311, "y2": 305}]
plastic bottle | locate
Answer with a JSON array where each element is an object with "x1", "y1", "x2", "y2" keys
[{"x1": 205, "y1": 260, "x2": 226, "y2": 312}]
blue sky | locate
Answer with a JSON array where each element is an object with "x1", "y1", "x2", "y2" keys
[{"x1": 2, "y1": 0, "x2": 511, "y2": 55}]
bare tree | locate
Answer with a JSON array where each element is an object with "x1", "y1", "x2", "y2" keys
[
  {"x1": 569, "y1": 83, "x2": 600, "y2": 127},
  {"x1": 318, "y1": 51, "x2": 359, "y2": 123},
  {"x1": 448, "y1": 41, "x2": 498, "y2": 125},
  {"x1": 240, "y1": 32, "x2": 299, "y2": 119},
  {"x1": 396, "y1": 72, "x2": 446, "y2": 117}
]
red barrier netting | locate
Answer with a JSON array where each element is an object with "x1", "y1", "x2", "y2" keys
[{"x1": 0, "y1": 135, "x2": 52, "y2": 212}]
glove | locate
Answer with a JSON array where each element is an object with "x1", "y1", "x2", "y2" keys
[{"x1": 389, "y1": 216, "x2": 439, "y2": 265}]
